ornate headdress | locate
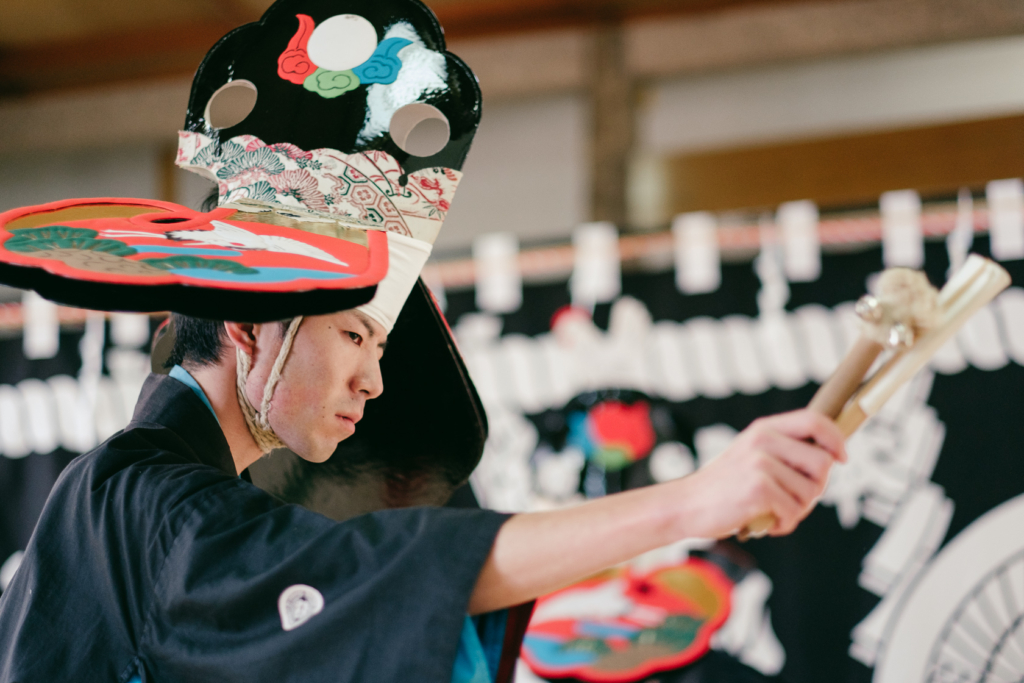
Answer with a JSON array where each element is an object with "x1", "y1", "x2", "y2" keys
[{"x1": 0, "y1": 0, "x2": 488, "y2": 491}]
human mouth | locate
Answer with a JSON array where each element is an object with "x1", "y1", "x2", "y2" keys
[{"x1": 336, "y1": 411, "x2": 361, "y2": 430}]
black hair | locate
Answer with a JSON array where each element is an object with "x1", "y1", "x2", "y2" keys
[{"x1": 165, "y1": 314, "x2": 227, "y2": 369}]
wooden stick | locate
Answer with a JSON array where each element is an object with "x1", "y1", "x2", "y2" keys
[
  {"x1": 738, "y1": 338, "x2": 884, "y2": 540},
  {"x1": 737, "y1": 255, "x2": 1009, "y2": 541}
]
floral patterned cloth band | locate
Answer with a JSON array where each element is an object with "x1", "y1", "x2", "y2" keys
[{"x1": 176, "y1": 131, "x2": 461, "y2": 245}]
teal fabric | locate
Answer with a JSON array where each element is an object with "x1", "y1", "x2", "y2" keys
[
  {"x1": 451, "y1": 616, "x2": 492, "y2": 683},
  {"x1": 168, "y1": 365, "x2": 218, "y2": 424},
  {"x1": 473, "y1": 610, "x2": 508, "y2": 681}
]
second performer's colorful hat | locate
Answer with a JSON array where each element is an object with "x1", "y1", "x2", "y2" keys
[{"x1": 0, "y1": 0, "x2": 488, "y2": 489}]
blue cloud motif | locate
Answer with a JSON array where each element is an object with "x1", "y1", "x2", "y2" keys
[{"x1": 352, "y1": 37, "x2": 412, "y2": 85}]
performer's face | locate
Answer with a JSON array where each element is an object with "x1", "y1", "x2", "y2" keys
[{"x1": 246, "y1": 310, "x2": 386, "y2": 462}]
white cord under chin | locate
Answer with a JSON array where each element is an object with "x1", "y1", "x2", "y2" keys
[{"x1": 235, "y1": 316, "x2": 304, "y2": 454}]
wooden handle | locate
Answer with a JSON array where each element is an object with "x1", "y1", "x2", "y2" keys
[
  {"x1": 737, "y1": 336, "x2": 884, "y2": 540},
  {"x1": 807, "y1": 338, "x2": 885, "y2": 418}
]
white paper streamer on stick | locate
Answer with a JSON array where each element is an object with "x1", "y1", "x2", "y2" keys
[
  {"x1": 474, "y1": 232, "x2": 522, "y2": 313},
  {"x1": 672, "y1": 212, "x2": 721, "y2": 294},
  {"x1": 777, "y1": 200, "x2": 820, "y2": 282},
  {"x1": 986, "y1": 178, "x2": 1024, "y2": 261},
  {"x1": 570, "y1": 222, "x2": 621, "y2": 308},
  {"x1": 21, "y1": 291, "x2": 59, "y2": 360},
  {"x1": 947, "y1": 188, "x2": 975, "y2": 278},
  {"x1": 880, "y1": 190, "x2": 923, "y2": 269}
]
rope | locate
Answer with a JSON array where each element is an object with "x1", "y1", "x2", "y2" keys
[{"x1": 235, "y1": 316, "x2": 304, "y2": 454}]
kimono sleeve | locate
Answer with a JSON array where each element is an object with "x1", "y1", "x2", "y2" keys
[{"x1": 137, "y1": 477, "x2": 508, "y2": 683}]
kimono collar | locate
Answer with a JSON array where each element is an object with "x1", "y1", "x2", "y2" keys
[{"x1": 130, "y1": 373, "x2": 238, "y2": 477}]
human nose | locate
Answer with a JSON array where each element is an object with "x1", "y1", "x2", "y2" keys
[{"x1": 354, "y1": 355, "x2": 384, "y2": 399}]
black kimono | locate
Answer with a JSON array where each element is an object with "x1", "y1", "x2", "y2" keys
[{"x1": 0, "y1": 374, "x2": 512, "y2": 682}]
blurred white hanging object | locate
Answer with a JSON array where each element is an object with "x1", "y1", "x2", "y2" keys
[
  {"x1": 474, "y1": 232, "x2": 522, "y2": 313},
  {"x1": 672, "y1": 211, "x2": 721, "y2": 294},
  {"x1": 986, "y1": 178, "x2": 1024, "y2": 261},
  {"x1": 755, "y1": 219, "x2": 790, "y2": 316},
  {"x1": 421, "y1": 267, "x2": 447, "y2": 314},
  {"x1": 110, "y1": 314, "x2": 150, "y2": 349},
  {"x1": 946, "y1": 188, "x2": 975, "y2": 278},
  {"x1": 880, "y1": 190, "x2": 923, "y2": 269},
  {"x1": 21, "y1": 291, "x2": 58, "y2": 360},
  {"x1": 777, "y1": 200, "x2": 820, "y2": 282},
  {"x1": 570, "y1": 222, "x2": 620, "y2": 308}
]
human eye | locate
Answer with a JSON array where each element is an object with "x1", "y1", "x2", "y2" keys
[{"x1": 347, "y1": 331, "x2": 363, "y2": 346}]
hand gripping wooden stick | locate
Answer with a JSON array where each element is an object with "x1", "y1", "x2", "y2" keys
[{"x1": 738, "y1": 255, "x2": 1010, "y2": 540}]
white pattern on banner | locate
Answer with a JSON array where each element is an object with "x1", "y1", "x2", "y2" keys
[
  {"x1": 880, "y1": 189, "x2": 924, "y2": 269},
  {"x1": 986, "y1": 178, "x2": 1024, "y2": 261},
  {"x1": 0, "y1": 310, "x2": 150, "y2": 459},
  {"x1": 457, "y1": 290, "x2": 1024, "y2": 419}
]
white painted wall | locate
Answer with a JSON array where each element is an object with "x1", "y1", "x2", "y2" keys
[
  {"x1": 437, "y1": 94, "x2": 591, "y2": 255},
  {"x1": 641, "y1": 35, "x2": 1024, "y2": 154}
]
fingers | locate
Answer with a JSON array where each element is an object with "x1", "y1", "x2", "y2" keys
[
  {"x1": 756, "y1": 474, "x2": 802, "y2": 535},
  {"x1": 763, "y1": 432, "x2": 834, "y2": 485},
  {"x1": 761, "y1": 454, "x2": 821, "y2": 509},
  {"x1": 757, "y1": 409, "x2": 847, "y2": 462}
]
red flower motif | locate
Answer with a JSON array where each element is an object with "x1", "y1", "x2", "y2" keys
[
  {"x1": 277, "y1": 15, "x2": 316, "y2": 85},
  {"x1": 351, "y1": 186, "x2": 377, "y2": 204},
  {"x1": 589, "y1": 401, "x2": 656, "y2": 461},
  {"x1": 244, "y1": 138, "x2": 266, "y2": 152},
  {"x1": 418, "y1": 177, "x2": 442, "y2": 193}
]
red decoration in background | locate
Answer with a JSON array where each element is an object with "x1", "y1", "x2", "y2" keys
[
  {"x1": 590, "y1": 400, "x2": 657, "y2": 462},
  {"x1": 277, "y1": 14, "x2": 316, "y2": 85},
  {"x1": 522, "y1": 559, "x2": 733, "y2": 682}
]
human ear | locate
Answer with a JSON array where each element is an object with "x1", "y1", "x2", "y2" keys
[{"x1": 223, "y1": 321, "x2": 257, "y2": 354}]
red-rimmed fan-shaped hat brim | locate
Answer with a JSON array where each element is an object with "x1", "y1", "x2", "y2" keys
[{"x1": 0, "y1": 197, "x2": 388, "y2": 321}]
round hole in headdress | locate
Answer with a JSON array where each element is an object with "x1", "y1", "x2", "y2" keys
[
  {"x1": 307, "y1": 14, "x2": 378, "y2": 72},
  {"x1": 204, "y1": 80, "x2": 258, "y2": 130},
  {"x1": 389, "y1": 103, "x2": 450, "y2": 157}
]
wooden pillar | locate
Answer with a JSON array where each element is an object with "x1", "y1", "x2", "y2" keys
[
  {"x1": 158, "y1": 144, "x2": 178, "y2": 204},
  {"x1": 589, "y1": 24, "x2": 635, "y2": 226}
]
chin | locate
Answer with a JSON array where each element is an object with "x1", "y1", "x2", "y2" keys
[{"x1": 284, "y1": 435, "x2": 335, "y2": 464}]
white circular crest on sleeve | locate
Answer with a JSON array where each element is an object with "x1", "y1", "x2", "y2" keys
[
  {"x1": 307, "y1": 14, "x2": 378, "y2": 71},
  {"x1": 278, "y1": 584, "x2": 325, "y2": 631}
]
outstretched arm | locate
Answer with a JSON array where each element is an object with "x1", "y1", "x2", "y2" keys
[{"x1": 468, "y1": 408, "x2": 846, "y2": 614}]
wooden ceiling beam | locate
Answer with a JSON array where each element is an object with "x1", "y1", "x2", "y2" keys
[
  {"x1": 0, "y1": 20, "x2": 235, "y2": 96},
  {"x1": 0, "y1": 0, "x2": 803, "y2": 97}
]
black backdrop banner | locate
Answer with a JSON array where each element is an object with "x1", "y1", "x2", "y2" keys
[
  {"x1": 2, "y1": 237, "x2": 1023, "y2": 683},
  {"x1": 451, "y1": 236, "x2": 1024, "y2": 683}
]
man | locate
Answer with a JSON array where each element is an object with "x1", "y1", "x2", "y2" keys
[{"x1": 0, "y1": 0, "x2": 845, "y2": 681}]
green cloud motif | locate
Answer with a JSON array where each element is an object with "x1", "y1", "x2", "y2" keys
[{"x1": 303, "y1": 68, "x2": 360, "y2": 99}]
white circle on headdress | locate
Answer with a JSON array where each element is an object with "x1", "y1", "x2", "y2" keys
[
  {"x1": 204, "y1": 79, "x2": 258, "y2": 130},
  {"x1": 389, "y1": 103, "x2": 450, "y2": 157},
  {"x1": 307, "y1": 14, "x2": 378, "y2": 71}
]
